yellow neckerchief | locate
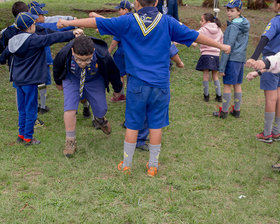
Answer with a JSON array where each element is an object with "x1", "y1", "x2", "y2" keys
[{"x1": 133, "y1": 12, "x2": 162, "y2": 37}]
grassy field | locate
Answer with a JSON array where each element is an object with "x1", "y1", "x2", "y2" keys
[{"x1": 0, "y1": 0, "x2": 280, "y2": 223}]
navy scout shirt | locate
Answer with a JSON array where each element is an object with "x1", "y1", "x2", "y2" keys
[{"x1": 96, "y1": 7, "x2": 199, "y2": 88}]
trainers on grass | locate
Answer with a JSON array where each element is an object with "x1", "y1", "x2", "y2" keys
[
  {"x1": 83, "y1": 106, "x2": 91, "y2": 118},
  {"x1": 213, "y1": 106, "x2": 228, "y2": 119},
  {"x1": 256, "y1": 132, "x2": 273, "y2": 143},
  {"x1": 117, "y1": 161, "x2": 131, "y2": 174},
  {"x1": 63, "y1": 137, "x2": 77, "y2": 157}
]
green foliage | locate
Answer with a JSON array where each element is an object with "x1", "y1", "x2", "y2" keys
[{"x1": 0, "y1": 0, "x2": 279, "y2": 223}]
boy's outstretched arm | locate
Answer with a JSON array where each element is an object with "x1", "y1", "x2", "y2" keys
[
  {"x1": 57, "y1": 18, "x2": 97, "y2": 29},
  {"x1": 195, "y1": 33, "x2": 231, "y2": 54}
]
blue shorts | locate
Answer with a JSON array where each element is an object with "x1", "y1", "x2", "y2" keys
[
  {"x1": 170, "y1": 43, "x2": 179, "y2": 58},
  {"x1": 125, "y1": 76, "x2": 170, "y2": 130},
  {"x1": 223, "y1": 61, "x2": 244, "y2": 85},
  {"x1": 63, "y1": 73, "x2": 107, "y2": 118},
  {"x1": 260, "y1": 72, "x2": 280, "y2": 90},
  {"x1": 113, "y1": 51, "x2": 126, "y2": 77}
]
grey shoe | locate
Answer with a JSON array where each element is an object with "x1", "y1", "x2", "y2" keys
[{"x1": 25, "y1": 138, "x2": 41, "y2": 146}]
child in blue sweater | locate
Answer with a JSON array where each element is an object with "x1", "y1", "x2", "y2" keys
[
  {"x1": 0, "y1": 12, "x2": 81, "y2": 146},
  {"x1": 213, "y1": 0, "x2": 250, "y2": 119}
]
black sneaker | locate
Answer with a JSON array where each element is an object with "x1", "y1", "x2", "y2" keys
[
  {"x1": 39, "y1": 106, "x2": 50, "y2": 114},
  {"x1": 215, "y1": 94, "x2": 222, "y2": 102},
  {"x1": 17, "y1": 136, "x2": 24, "y2": 143},
  {"x1": 136, "y1": 143, "x2": 149, "y2": 151},
  {"x1": 213, "y1": 107, "x2": 228, "y2": 119},
  {"x1": 204, "y1": 94, "x2": 209, "y2": 102},
  {"x1": 24, "y1": 138, "x2": 41, "y2": 146},
  {"x1": 83, "y1": 106, "x2": 91, "y2": 118},
  {"x1": 230, "y1": 105, "x2": 240, "y2": 118}
]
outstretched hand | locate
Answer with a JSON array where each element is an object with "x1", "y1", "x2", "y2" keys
[
  {"x1": 246, "y1": 59, "x2": 265, "y2": 70},
  {"x1": 246, "y1": 71, "x2": 259, "y2": 81},
  {"x1": 221, "y1": 44, "x2": 231, "y2": 54},
  {"x1": 57, "y1": 19, "x2": 68, "y2": 29},
  {"x1": 73, "y1": 28, "x2": 84, "y2": 37}
]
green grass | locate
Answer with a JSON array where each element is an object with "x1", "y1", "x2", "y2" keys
[{"x1": 0, "y1": 0, "x2": 280, "y2": 223}]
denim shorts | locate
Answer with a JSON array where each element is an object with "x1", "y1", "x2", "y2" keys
[
  {"x1": 113, "y1": 52, "x2": 126, "y2": 77},
  {"x1": 260, "y1": 71, "x2": 280, "y2": 90},
  {"x1": 125, "y1": 76, "x2": 170, "y2": 130},
  {"x1": 223, "y1": 61, "x2": 244, "y2": 85},
  {"x1": 63, "y1": 73, "x2": 107, "y2": 118}
]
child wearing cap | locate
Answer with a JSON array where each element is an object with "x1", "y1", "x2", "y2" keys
[
  {"x1": 28, "y1": 1, "x2": 76, "y2": 23},
  {"x1": 30, "y1": 5, "x2": 76, "y2": 114},
  {"x1": 0, "y1": 12, "x2": 81, "y2": 146},
  {"x1": 245, "y1": 0, "x2": 280, "y2": 144},
  {"x1": 213, "y1": 0, "x2": 250, "y2": 119},
  {"x1": 57, "y1": 0, "x2": 230, "y2": 176}
]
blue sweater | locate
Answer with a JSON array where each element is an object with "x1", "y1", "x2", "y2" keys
[
  {"x1": 219, "y1": 16, "x2": 250, "y2": 73},
  {"x1": 0, "y1": 31, "x2": 74, "y2": 86}
]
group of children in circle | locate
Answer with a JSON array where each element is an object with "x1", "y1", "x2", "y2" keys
[{"x1": 2, "y1": 0, "x2": 280, "y2": 175}]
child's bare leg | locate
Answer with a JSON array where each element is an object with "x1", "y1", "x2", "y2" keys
[
  {"x1": 263, "y1": 90, "x2": 277, "y2": 136},
  {"x1": 203, "y1": 70, "x2": 209, "y2": 97},
  {"x1": 148, "y1": 129, "x2": 162, "y2": 168},
  {"x1": 64, "y1": 110, "x2": 77, "y2": 132},
  {"x1": 233, "y1": 84, "x2": 242, "y2": 111},
  {"x1": 171, "y1": 54, "x2": 184, "y2": 68},
  {"x1": 122, "y1": 128, "x2": 139, "y2": 168},
  {"x1": 272, "y1": 87, "x2": 280, "y2": 135}
]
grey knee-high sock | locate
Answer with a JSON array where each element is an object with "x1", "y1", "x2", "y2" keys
[
  {"x1": 40, "y1": 88, "x2": 47, "y2": 109},
  {"x1": 148, "y1": 144, "x2": 161, "y2": 168},
  {"x1": 203, "y1": 81, "x2": 209, "y2": 96},
  {"x1": 123, "y1": 141, "x2": 136, "y2": 168},
  {"x1": 66, "y1": 130, "x2": 76, "y2": 138},
  {"x1": 214, "y1": 80, "x2": 221, "y2": 96},
  {"x1": 272, "y1": 117, "x2": 280, "y2": 135},
  {"x1": 222, "y1": 93, "x2": 231, "y2": 112},
  {"x1": 234, "y1": 92, "x2": 242, "y2": 111},
  {"x1": 264, "y1": 112, "x2": 275, "y2": 136}
]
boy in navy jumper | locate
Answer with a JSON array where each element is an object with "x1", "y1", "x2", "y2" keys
[
  {"x1": 0, "y1": 12, "x2": 81, "y2": 146},
  {"x1": 57, "y1": 0, "x2": 230, "y2": 176},
  {"x1": 53, "y1": 35, "x2": 122, "y2": 157}
]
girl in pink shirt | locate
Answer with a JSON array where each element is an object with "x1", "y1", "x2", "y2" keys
[{"x1": 195, "y1": 13, "x2": 223, "y2": 102}]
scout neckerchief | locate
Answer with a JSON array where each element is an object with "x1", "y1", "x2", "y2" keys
[
  {"x1": 79, "y1": 69, "x2": 86, "y2": 98},
  {"x1": 133, "y1": 11, "x2": 162, "y2": 37}
]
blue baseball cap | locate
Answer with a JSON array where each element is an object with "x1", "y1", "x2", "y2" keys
[
  {"x1": 225, "y1": 0, "x2": 243, "y2": 9},
  {"x1": 115, "y1": 0, "x2": 132, "y2": 9},
  {"x1": 28, "y1": 1, "x2": 46, "y2": 8},
  {"x1": 15, "y1": 12, "x2": 38, "y2": 30},
  {"x1": 30, "y1": 6, "x2": 48, "y2": 15}
]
